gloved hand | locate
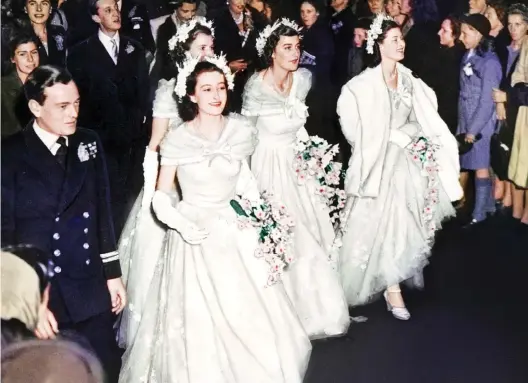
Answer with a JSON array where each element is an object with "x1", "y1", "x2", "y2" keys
[
  {"x1": 152, "y1": 190, "x2": 209, "y2": 245},
  {"x1": 235, "y1": 160, "x2": 261, "y2": 201},
  {"x1": 141, "y1": 147, "x2": 159, "y2": 210}
]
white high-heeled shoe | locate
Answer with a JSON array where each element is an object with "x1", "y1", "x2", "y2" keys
[{"x1": 383, "y1": 291, "x2": 411, "y2": 321}]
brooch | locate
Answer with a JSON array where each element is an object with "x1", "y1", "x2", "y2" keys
[{"x1": 54, "y1": 34, "x2": 64, "y2": 51}]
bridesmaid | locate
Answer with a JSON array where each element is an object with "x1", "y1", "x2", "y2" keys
[
  {"x1": 457, "y1": 14, "x2": 502, "y2": 225},
  {"x1": 242, "y1": 19, "x2": 350, "y2": 339}
]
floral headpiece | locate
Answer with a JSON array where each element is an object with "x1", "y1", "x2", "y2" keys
[
  {"x1": 168, "y1": 17, "x2": 215, "y2": 51},
  {"x1": 174, "y1": 54, "x2": 235, "y2": 99},
  {"x1": 366, "y1": 13, "x2": 394, "y2": 55},
  {"x1": 255, "y1": 18, "x2": 303, "y2": 57}
]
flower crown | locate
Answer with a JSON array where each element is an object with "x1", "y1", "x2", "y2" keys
[
  {"x1": 366, "y1": 13, "x2": 394, "y2": 55},
  {"x1": 174, "y1": 54, "x2": 235, "y2": 99},
  {"x1": 168, "y1": 18, "x2": 215, "y2": 51},
  {"x1": 255, "y1": 18, "x2": 303, "y2": 57}
]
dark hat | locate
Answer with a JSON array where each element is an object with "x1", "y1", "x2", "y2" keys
[{"x1": 460, "y1": 13, "x2": 491, "y2": 37}]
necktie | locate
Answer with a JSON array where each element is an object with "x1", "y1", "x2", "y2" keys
[
  {"x1": 55, "y1": 136, "x2": 68, "y2": 168},
  {"x1": 111, "y1": 38, "x2": 119, "y2": 62}
]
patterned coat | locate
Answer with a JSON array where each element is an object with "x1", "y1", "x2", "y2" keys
[{"x1": 457, "y1": 50, "x2": 502, "y2": 170}]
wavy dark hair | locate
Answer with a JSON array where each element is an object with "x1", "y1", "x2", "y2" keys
[
  {"x1": 8, "y1": 31, "x2": 39, "y2": 58},
  {"x1": 444, "y1": 14, "x2": 462, "y2": 40},
  {"x1": 177, "y1": 61, "x2": 231, "y2": 121},
  {"x1": 259, "y1": 23, "x2": 302, "y2": 69},
  {"x1": 487, "y1": 0, "x2": 508, "y2": 27},
  {"x1": 366, "y1": 19, "x2": 401, "y2": 67}
]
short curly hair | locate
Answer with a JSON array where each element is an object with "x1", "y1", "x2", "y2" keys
[
  {"x1": 507, "y1": 3, "x2": 528, "y2": 25},
  {"x1": 259, "y1": 24, "x2": 302, "y2": 69},
  {"x1": 177, "y1": 61, "x2": 231, "y2": 121}
]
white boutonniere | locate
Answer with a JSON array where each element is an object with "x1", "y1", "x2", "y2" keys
[
  {"x1": 125, "y1": 43, "x2": 135, "y2": 54},
  {"x1": 463, "y1": 62, "x2": 474, "y2": 77},
  {"x1": 78, "y1": 141, "x2": 98, "y2": 162},
  {"x1": 54, "y1": 34, "x2": 64, "y2": 51}
]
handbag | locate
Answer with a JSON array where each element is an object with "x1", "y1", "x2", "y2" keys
[
  {"x1": 490, "y1": 120, "x2": 514, "y2": 180},
  {"x1": 456, "y1": 133, "x2": 482, "y2": 155}
]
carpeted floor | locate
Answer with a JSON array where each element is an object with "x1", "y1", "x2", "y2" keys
[{"x1": 304, "y1": 215, "x2": 528, "y2": 383}]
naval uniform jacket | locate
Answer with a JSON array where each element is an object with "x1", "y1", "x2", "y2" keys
[{"x1": 1, "y1": 124, "x2": 121, "y2": 323}]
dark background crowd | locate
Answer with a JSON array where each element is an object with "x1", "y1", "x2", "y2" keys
[{"x1": 1, "y1": 0, "x2": 527, "y2": 382}]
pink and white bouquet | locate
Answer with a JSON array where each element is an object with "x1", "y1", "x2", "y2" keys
[
  {"x1": 408, "y1": 136, "x2": 440, "y2": 239},
  {"x1": 293, "y1": 135, "x2": 347, "y2": 224},
  {"x1": 230, "y1": 191, "x2": 295, "y2": 286}
]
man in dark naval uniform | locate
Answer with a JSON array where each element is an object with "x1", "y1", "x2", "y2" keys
[{"x1": 1, "y1": 65, "x2": 126, "y2": 382}]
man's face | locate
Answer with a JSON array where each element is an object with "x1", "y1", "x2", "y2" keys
[
  {"x1": 176, "y1": 2, "x2": 197, "y2": 22},
  {"x1": 29, "y1": 81, "x2": 80, "y2": 136},
  {"x1": 93, "y1": 0, "x2": 121, "y2": 33}
]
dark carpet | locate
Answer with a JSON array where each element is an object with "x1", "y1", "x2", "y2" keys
[{"x1": 304, "y1": 215, "x2": 528, "y2": 383}]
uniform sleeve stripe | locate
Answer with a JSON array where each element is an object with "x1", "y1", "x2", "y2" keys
[
  {"x1": 102, "y1": 255, "x2": 119, "y2": 263},
  {"x1": 100, "y1": 251, "x2": 118, "y2": 259}
]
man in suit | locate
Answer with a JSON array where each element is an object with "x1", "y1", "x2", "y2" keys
[
  {"x1": 67, "y1": 0, "x2": 150, "y2": 236},
  {"x1": 1, "y1": 65, "x2": 126, "y2": 382}
]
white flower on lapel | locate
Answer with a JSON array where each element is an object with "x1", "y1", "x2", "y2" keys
[
  {"x1": 78, "y1": 143, "x2": 90, "y2": 162},
  {"x1": 463, "y1": 62, "x2": 474, "y2": 77},
  {"x1": 125, "y1": 43, "x2": 135, "y2": 54},
  {"x1": 54, "y1": 35, "x2": 64, "y2": 51}
]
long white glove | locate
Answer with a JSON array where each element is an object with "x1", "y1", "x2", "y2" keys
[
  {"x1": 236, "y1": 160, "x2": 261, "y2": 201},
  {"x1": 152, "y1": 190, "x2": 209, "y2": 245},
  {"x1": 141, "y1": 148, "x2": 159, "y2": 210}
]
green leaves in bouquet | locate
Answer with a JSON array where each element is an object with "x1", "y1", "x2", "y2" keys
[{"x1": 230, "y1": 198, "x2": 249, "y2": 217}]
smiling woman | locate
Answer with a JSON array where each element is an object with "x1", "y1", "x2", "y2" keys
[{"x1": 20, "y1": 0, "x2": 66, "y2": 67}]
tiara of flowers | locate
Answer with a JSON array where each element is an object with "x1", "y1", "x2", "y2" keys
[
  {"x1": 366, "y1": 13, "x2": 394, "y2": 55},
  {"x1": 255, "y1": 18, "x2": 303, "y2": 57},
  {"x1": 174, "y1": 54, "x2": 235, "y2": 99},
  {"x1": 168, "y1": 18, "x2": 215, "y2": 51}
]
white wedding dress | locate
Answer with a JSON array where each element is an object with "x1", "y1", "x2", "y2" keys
[
  {"x1": 242, "y1": 68, "x2": 350, "y2": 339},
  {"x1": 117, "y1": 79, "x2": 181, "y2": 348},
  {"x1": 118, "y1": 114, "x2": 312, "y2": 383},
  {"x1": 338, "y1": 71, "x2": 456, "y2": 306}
]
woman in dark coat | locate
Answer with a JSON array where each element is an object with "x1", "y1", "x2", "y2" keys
[
  {"x1": 491, "y1": 4, "x2": 528, "y2": 219},
  {"x1": 213, "y1": 0, "x2": 259, "y2": 111},
  {"x1": 299, "y1": 0, "x2": 336, "y2": 144},
  {"x1": 15, "y1": 0, "x2": 66, "y2": 67},
  {"x1": 434, "y1": 15, "x2": 465, "y2": 135},
  {"x1": 1, "y1": 33, "x2": 39, "y2": 139}
]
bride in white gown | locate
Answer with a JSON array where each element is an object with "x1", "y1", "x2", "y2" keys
[
  {"x1": 242, "y1": 19, "x2": 350, "y2": 339},
  {"x1": 337, "y1": 15, "x2": 462, "y2": 320},
  {"x1": 118, "y1": 56, "x2": 311, "y2": 382},
  {"x1": 117, "y1": 19, "x2": 215, "y2": 348}
]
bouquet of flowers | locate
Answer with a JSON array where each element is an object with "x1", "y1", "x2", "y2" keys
[
  {"x1": 293, "y1": 135, "x2": 347, "y2": 224},
  {"x1": 408, "y1": 136, "x2": 440, "y2": 239},
  {"x1": 230, "y1": 191, "x2": 295, "y2": 286}
]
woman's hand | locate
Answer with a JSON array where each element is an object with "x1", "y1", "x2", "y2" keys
[
  {"x1": 465, "y1": 134, "x2": 476, "y2": 143},
  {"x1": 492, "y1": 89, "x2": 507, "y2": 103},
  {"x1": 496, "y1": 102, "x2": 507, "y2": 120}
]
